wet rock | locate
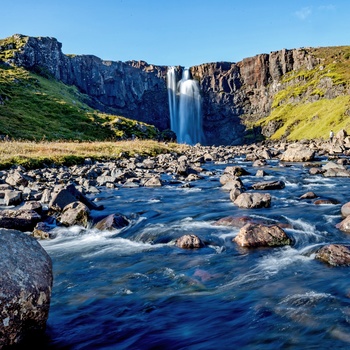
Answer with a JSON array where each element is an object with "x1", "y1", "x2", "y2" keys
[
  {"x1": 251, "y1": 180, "x2": 285, "y2": 190},
  {"x1": 280, "y1": 144, "x2": 315, "y2": 162},
  {"x1": 233, "y1": 223, "x2": 292, "y2": 247},
  {"x1": 223, "y1": 166, "x2": 250, "y2": 177},
  {"x1": 309, "y1": 167, "x2": 326, "y2": 175},
  {"x1": 33, "y1": 222, "x2": 53, "y2": 239},
  {"x1": 341, "y1": 202, "x2": 350, "y2": 218},
  {"x1": 58, "y1": 201, "x2": 91, "y2": 227},
  {"x1": 94, "y1": 213, "x2": 129, "y2": 230},
  {"x1": 314, "y1": 198, "x2": 340, "y2": 205},
  {"x1": 143, "y1": 176, "x2": 163, "y2": 187},
  {"x1": 0, "y1": 228, "x2": 52, "y2": 347},
  {"x1": 229, "y1": 187, "x2": 244, "y2": 201},
  {"x1": 214, "y1": 216, "x2": 254, "y2": 228},
  {"x1": 299, "y1": 191, "x2": 317, "y2": 199},
  {"x1": 175, "y1": 234, "x2": 205, "y2": 249},
  {"x1": 0, "y1": 209, "x2": 41, "y2": 231},
  {"x1": 336, "y1": 215, "x2": 350, "y2": 233},
  {"x1": 234, "y1": 192, "x2": 271, "y2": 209},
  {"x1": 315, "y1": 244, "x2": 350, "y2": 266}
]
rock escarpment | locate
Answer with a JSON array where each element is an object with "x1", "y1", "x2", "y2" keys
[{"x1": 2, "y1": 34, "x2": 345, "y2": 144}]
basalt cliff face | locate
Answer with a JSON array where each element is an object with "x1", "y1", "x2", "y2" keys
[{"x1": 2, "y1": 34, "x2": 348, "y2": 145}]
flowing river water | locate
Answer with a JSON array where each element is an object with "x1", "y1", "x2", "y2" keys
[{"x1": 39, "y1": 156, "x2": 350, "y2": 349}]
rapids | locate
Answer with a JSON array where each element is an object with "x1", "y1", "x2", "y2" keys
[{"x1": 39, "y1": 157, "x2": 350, "y2": 349}]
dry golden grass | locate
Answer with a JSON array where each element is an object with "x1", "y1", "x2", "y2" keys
[{"x1": 0, "y1": 140, "x2": 189, "y2": 170}]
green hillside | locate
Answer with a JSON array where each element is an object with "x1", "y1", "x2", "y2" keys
[
  {"x1": 0, "y1": 60, "x2": 159, "y2": 141},
  {"x1": 252, "y1": 46, "x2": 350, "y2": 140}
]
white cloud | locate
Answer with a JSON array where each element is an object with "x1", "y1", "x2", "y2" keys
[
  {"x1": 295, "y1": 6, "x2": 312, "y2": 20},
  {"x1": 318, "y1": 4, "x2": 336, "y2": 11}
]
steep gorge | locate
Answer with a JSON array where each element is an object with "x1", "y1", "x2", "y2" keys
[{"x1": 1, "y1": 34, "x2": 350, "y2": 145}]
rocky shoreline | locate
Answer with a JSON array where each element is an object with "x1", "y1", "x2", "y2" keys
[{"x1": 2, "y1": 132, "x2": 350, "y2": 346}]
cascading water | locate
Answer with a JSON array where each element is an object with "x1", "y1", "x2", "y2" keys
[{"x1": 167, "y1": 67, "x2": 203, "y2": 145}]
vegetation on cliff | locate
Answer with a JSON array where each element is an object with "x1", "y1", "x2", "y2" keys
[{"x1": 253, "y1": 46, "x2": 350, "y2": 140}]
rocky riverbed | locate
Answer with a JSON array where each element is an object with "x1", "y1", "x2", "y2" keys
[{"x1": 2, "y1": 133, "x2": 350, "y2": 347}]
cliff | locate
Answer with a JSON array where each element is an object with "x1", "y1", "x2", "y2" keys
[{"x1": 1, "y1": 34, "x2": 350, "y2": 144}]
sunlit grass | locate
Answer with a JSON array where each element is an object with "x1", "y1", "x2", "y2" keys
[{"x1": 0, "y1": 140, "x2": 189, "y2": 170}]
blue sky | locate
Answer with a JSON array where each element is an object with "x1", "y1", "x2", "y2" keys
[{"x1": 1, "y1": 0, "x2": 349, "y2": 67}]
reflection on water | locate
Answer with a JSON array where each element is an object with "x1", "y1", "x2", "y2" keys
[{"x1": 40, "y1": 159, "x2": 350, "y2": 349}]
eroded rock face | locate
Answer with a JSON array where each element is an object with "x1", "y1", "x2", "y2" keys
[
  {"x1": 0, "y1": 228, "x2": 53, "y2": 347},
  {"x1": 233, "y1": 223, "x2": 292, "y2": 247}
]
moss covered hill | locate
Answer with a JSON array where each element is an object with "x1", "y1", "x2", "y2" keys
[
  {"x1": 0, "y1": 36, "x2": 161, "y2": 141},
  {"x1": 251, "y1": 46, "x2": 350, "y2": 141}
]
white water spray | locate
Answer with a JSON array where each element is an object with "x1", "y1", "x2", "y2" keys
[{"x1": 167, "y1": 67, "x2": 203, "y2": 145}]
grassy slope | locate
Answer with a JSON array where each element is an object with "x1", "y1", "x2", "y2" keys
[
  {"x1": 0, "y1": 64, "x2": 159, "y2": 141},
  {"x1": 252, "y1": 46, "x2": 350, "y2": 140}
]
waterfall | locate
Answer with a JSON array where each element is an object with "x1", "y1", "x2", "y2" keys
[{"x1": 167, "y1": 67, "x2": 203, "y2": 145}]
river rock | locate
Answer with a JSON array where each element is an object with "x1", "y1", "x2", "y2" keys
[
  {"x1": 336, "y1": 215, "x2": 350, "y2": 233},
  {"x1": 214, "y1": 216, "x2": 254, "y2": 228},
  {"x1": 315, "y1": 244, "x2": 350, "y2": 266},
  {"x1": 0, "y1": 228, "x2": 53, "y2": 347},
  {"x1": 280, "y1": 144, "x2": 315, "y2": 162},
  {"x1": 341, "y1": 202, "x2": 350, "y2": 218},
  {"x1": 299, "y1": 191, "x2": 317, "y2": 199},
  {"x1": 94, "y1": 213, "x2": 129, "y2": 230},
  {"x1": 251, "y1": 180, "x2": 285, "y2": 190},
  {"x1": 233, "y1": 223, "x2": 292, "y2": 247},
  {"x1": 0, "y1": 209, "x2": 41, "y2": 231},
  {"x1": 223, "y1": 166, "x2": 250, "y2": 177},
  {"x1": 143, "y1": 176, "x2": 163, "y2": 187},
  {"x1": 175, "y1": 234, "x2": 205, "y2": 249},
  {"x1": 49, "y1": 184, "x2": 103, "y2": 212},
  {"x1": 5, "y1": 170, "x2": 29, "y2": 187},
  {"x1": 233, "y1": 192, "x2": 271, "y2": 209},
  {"x1": 58, "y1": 201, "x2": 91, "y2": 227},
  {"x1": 4, "y1": 190, "x2": 23, "y2": 206}
]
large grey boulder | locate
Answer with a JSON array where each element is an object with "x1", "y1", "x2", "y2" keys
[
  {"x1": 280, "y1": 144, "x2": 315, "y2": 162},
  {"x1": 0, "y1": 228, "x2": 53, "y2": 347},
  {"x1": 233, "y1": 223, "x2": 292, "y2": 247},
  {"x1": 233, "y1": 192, "x2": 271, "y2": 209}
]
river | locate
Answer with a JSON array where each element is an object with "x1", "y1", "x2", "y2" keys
[{"x1": 39, "y1": 156, "x2": 350, "y2": 349}]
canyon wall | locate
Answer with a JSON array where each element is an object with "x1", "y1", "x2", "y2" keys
[{"x1": 3, "y1": 34, "x2": 322, "y2": 144}]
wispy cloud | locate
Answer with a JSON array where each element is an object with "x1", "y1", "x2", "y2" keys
[
  {"x1": 318, "y1": 4, "x2": 336, "y2": 11},
  {"x1": 295, "y1": 6, "x2": 312, "y2": 20}
]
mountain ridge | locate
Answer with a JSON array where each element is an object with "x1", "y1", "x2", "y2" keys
[{"x1": 1, "y1": 34, "x2": 350, "y2": 144}]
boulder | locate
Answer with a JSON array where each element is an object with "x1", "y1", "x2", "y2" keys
[
  {"x1": 4, "y1": 190, "x2": 23, "y2": 206},
  {"x1": 49, "y1": 184, "x2": 103, "y2": 212},
  {"x1": 58, "y1": 201, "x2": 91, "y2": 227},
  {"x1": 299, "y1": 191, "x2": 317, "y2": 199},
  {"x1": 315, "y1": 244, "x2": 350, "y2": 266},
  {"x1": 0, "y1": 209, "x2": 41, "y2": 231},
  {"x1": 280, "y1": 144, "x2": 315, "y2": 162},
  {"x1": 0, "y1": 228, "x2": 53, "y2": 347},
  {"x1": 223, "y1": 166, "x2": 250, "y2": 177},
  {"x1": 175, "y1": 234, "x2": 204, "y2": 249},
  {"x1": 143, "y1": 176, "x2": 163, "y2": 187},
  {"x1": 94, "y1": 213, "x2": 129, "y2": 230},
  {"x1": 341, "y1": 202, "x2": 350, "y2": 218},
  {"x1": 336, "y1": 216, "x2": 350, "y2": 233},
  {"x1": 251, "y1": 180, "x2": 285, "y2": 190},
  {"x1": 233, "y1": 223, "x2": 292, "y2": 247},
  {"x1": 233, "y1": 192, "x2": 271, "y2": 209}
]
